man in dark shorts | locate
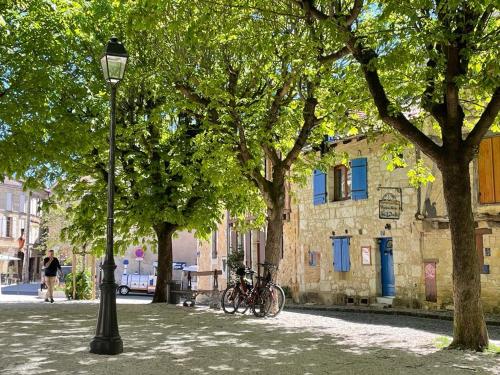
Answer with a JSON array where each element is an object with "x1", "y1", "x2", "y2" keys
[{"x1": 43, "y1": 250, "x2": 62, "y2": 303}]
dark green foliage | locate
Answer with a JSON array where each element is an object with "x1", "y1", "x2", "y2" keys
[{"x1": 64, "y1": 271, "x2": 92, "y2": 300}]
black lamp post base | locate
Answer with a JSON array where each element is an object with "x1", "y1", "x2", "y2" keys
[{"x1": 90, "y1": 336, "x2": 123, "y2": 355}]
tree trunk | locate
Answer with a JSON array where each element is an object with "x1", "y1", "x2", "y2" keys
[
  {"x1": 440, "y1": 157, "x2": 489, "y2": 350},
  {"x1": 264, "y1": 181, "x2": 286, "y2": 267},
  {"x1": 152, "y1": 223, "x2": 176, "y2": 303}
]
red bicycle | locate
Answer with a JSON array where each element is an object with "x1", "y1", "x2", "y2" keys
[{"x1": 221, "y1": 263, "x2": 285, "y2": 317}]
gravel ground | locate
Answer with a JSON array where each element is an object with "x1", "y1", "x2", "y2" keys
[{"x1": 0, "y1": 298, "x2": 499, "y2": 375}]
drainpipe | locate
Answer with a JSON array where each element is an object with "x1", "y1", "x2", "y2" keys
[{"x1": 415, "y1": 149, "x2": 422, "y2": 219}]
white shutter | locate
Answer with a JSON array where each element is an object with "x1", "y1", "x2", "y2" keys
[
  {"x1": 19, "y1": 193, "x2": 25, "y2": 213},
  {"x1": 0, "y1": 216, "x2": 6, "y2": 237},
  {"x1": 6, "y1": 192, "x2": 12, "y2": 211}
]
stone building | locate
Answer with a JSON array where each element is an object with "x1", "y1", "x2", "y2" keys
[
  {"x1": 0, "y1": 178, "x2": 49, "y2": 282},
  {"x1": 197, "y1": 133, "x2": 500, "y2": 313}
]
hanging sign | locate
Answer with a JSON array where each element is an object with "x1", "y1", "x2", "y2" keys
[{"x1": 379, "y1": 192, "x2": 401, "y2": 219}]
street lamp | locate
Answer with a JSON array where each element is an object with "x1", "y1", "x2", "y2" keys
[{"x1": 89, "y1": 37, "x2": 128, "y2": 355}]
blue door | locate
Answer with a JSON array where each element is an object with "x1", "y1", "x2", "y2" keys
[{"x1": 379, "y1": 238, "x2": 395, "y2": 296}]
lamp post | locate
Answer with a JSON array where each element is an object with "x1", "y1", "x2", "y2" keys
[{"x1": 89, "y1": 37, "x2": 128, "y2": 355}]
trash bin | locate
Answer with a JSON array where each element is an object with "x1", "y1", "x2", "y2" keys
[{"x1": 168, "y1": 281, "x2": 182, "y2": 304}]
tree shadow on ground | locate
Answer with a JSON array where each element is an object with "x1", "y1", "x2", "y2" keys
[
  {"x1": 0, "y1": 303, "x2": 498, "y2": 375},
  {"x1": 286, "y1": 308, "x2": 500, "y2": 341}
]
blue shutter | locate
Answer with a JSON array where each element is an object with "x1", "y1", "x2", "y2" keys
[
  {"x1": 313, "y1": 169, "x2": 327, "y2": 205},
  {"x1": 351, "y1": 158, "x2": 368, "y2": 200},
  {"x1": 333, "y1": 238, "x2": 342, "y2": 271},
  {"x1": 341, "y1": 238, "x2": 350, "y2": 272}
]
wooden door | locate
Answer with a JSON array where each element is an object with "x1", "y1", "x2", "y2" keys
[{"x1": 424, "y1": 262, "x2": 437, "y2": 302}]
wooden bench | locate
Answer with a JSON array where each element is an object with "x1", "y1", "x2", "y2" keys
[{"x1": 171, "y1": 269, "x2": 223, "y2": 308}]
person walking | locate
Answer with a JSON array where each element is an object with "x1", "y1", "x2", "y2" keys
[{"x1": 43, "y1": 250, "x2": 62, "y2": 303}]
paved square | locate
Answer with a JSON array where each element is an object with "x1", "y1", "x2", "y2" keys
[{"x1": 0, "y1": 299, "x2": 499, "y2": 374}]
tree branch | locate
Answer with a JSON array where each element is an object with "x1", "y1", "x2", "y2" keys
[
  {"x1": 345, "y1": 0, "x2": 363, "y2": 27},
  {"x1": 318, "y1": 46, "x2": 350, "y2": 64},
  {"x1": 347, "y1": 38, "x2": 442, "y2": 162},
  {"x1": 464, "y1": 87, "x2": 500, "y2": 152},
  {"x1": 294, "y1": 0, "x2": 328, "y2": 20},
  {"x1": 283, "y1": 83, "x2": 319, "y2": 168},
  {"x1": 175, "y1": 83, "x2": 210, "y2": 106}
]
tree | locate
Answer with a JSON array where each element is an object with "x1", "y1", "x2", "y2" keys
[
  {"x1": 0, "y1": 0, "x2": 257, "y2": 303},
  {"x1": 291, "y1": 0, "x2": 499, "y2": 350},
  {"x1": 149, "y1": 0, "x2": 348, "y2": 268}
]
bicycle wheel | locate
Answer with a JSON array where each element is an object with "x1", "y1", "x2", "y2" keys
[
  {"x1": 252, "y1": 287, "x2": 272, "y2": 318},
  {"x1": 221, "y1": 286, "x2": 238, "y2": 314},
  {"x1": 266, "y1": 285, "x2": 285, "y2": 318},
  {"x1": 235, "y1": 293, "x2": 249, "y2": 314}
]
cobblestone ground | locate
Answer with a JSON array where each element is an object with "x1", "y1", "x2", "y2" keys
[{"x1": 0, "y1": 299, "x2": 499, "y2": 375}]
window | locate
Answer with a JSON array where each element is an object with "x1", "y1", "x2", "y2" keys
[
  {"x1": 329, "y1": 165, "x2": 351, "y2": 201},
  {"x1": 0, "y1": 216, "x2": 12, "y2": 237},
  {"x1": 5, "y1": 192, "x2": 12, "y2": 211},
  {"x1": 211, "y1": 231, "x2": 217, "y2": 259},
  {"x1": 313, "y1": 169, "x2": 327, "y2": 205},
  {"x1": 351, "y1": 158, "x2": 368, "y2": 200},
  {"x1": 5, "y1": 217, "x2": 12, "y2": 237},
  {"x1": 19, "y1": 193, "x2": 25, "y2": 213},
  {"x1": 478, "y1": 137, "x2": 500, "y2": 204},
  {"x1": 314, "y1": 158, "x2": 368, "y2": 205},
  {"x1": 476, "y1": 228, "x2": 492, "y2": 274},
  {"x1": 308, "y1": 251, "x2": 319, "y2": 267},
  {"x1": 332, "y1": 237, "x2": 350, "y2": 272}
]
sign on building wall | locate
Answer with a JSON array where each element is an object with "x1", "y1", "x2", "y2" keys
[
  {"x1": 361, "y1": 246, "x2": 371, "y2": 265},
  {"x1": 379, "y1": 192, "x2": 402, "y2": 219}
]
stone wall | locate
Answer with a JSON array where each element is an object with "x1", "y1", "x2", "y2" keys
[
  {"x1": 197, "y1": 214, "x2": 229, "y2": 291},
  {"x1": 291, "y1": 136, "x2": 423, "y2": 305},
  {"x1": 284, "y1": 134, "x2": 500, "y2": 313}
]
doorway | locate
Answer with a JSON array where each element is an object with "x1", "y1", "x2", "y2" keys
[{"x1": 379, "y1": 237, "x2": 395, "y2": 297}]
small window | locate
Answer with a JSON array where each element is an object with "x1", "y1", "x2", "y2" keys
[
  {"x1": 329, "y1": 165, "x2": 351, "y2": 202},
  {"x1": 308, "y1": 251, "x2": 319, "y2": 267},
  {"x1": 5, "y1": 217, "x2": 12, "y2": 238},
  {"x1": 332, "y1": 237, "x2": 350, "y2": 272},
  {"x1": 5, "y1": 193, "x2": 12, "y2": 211}
]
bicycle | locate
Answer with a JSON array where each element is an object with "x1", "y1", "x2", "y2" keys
[
  {"x1": 256, "y1": 262, "x2": 285, "y2": 318},
  {"x1": 221, "y1": 266, "x2": 267, "y2": 316},
  {"x1": 221, "y1": 263, "x2": 285, "y2": 318}
]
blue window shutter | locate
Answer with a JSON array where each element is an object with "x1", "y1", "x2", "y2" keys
[
  {"x1": 313, "y1": 169, "x2": 327, "y2": 205},
  {"x1": 333, "y1": 238, "x2": 342, "y2": 271},
  {"x1": 341, "y1": 238, "x2": 350, "y2": 272},
  {"x1": 351, "y1": 158, "x2": 368, "y2": 200}
]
